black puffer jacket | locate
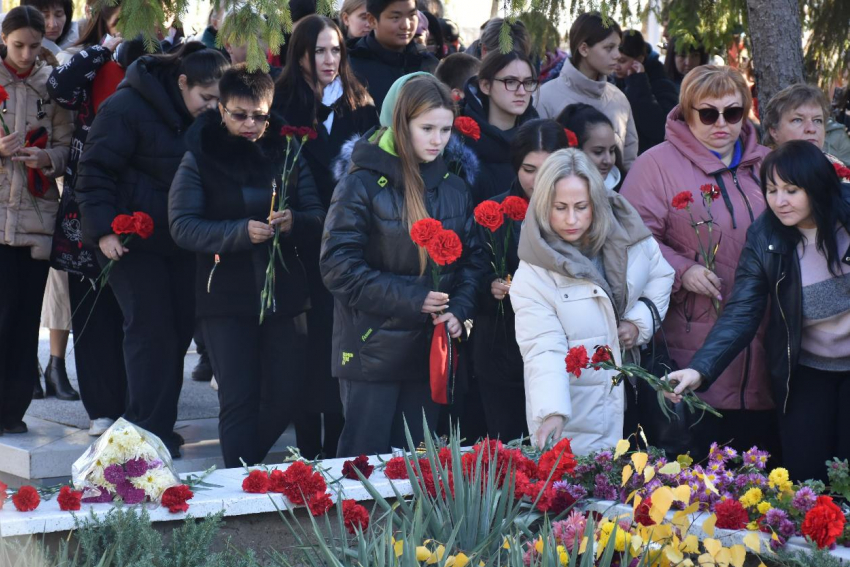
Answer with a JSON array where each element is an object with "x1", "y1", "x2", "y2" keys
[
  {"x1": 76, "y1": 55, "x2": 194, "y2": 254},
  {"x1": 614, "y1": 48, "x2": 679, "y2": 155},
  {"x1": 458, "y1": 80, "x2": 538, "y2": 204},
  {"x1": 320, "y1": 130, "x2": 488, "y2": 383},
  {"x1": 689, "y1": 186, "x2": 850, "y2": 414},
  {"x1": 348, "y1": 32, "x2": 438, "y2": 111},
  {"x1": 168, "y1": 111, "x2": 325, "y2": 319}
]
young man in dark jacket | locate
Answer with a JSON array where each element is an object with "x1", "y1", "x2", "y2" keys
[{"x1": 348, "y1": 0, "x2": 438, "y2": 111}]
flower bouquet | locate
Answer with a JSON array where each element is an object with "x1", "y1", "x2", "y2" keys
[
  {"x1": 71, "y1": 418, "x2": 180, "y2": 504},
  {"x1": 473, "y1": 196, "x2": 528, "y2": 316},
  {"x1": 672, "y1": 185, "x2": 723, "y2": 315}
]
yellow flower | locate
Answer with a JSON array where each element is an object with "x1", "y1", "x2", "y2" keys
[
  {"x1": 768, "y1": 468, "x2": 793, "y2": 492},
  {"x1": 534, "y1": 538, "x2": 544, "y2": 554},
  {"x1": 747, "y1": 521, "x2": 759, "y2": 531},
  {"x1": 557, "y1": 545, "x2": 569, "y2": 566},
  {"x1": 757, "y1": 501, "x2": 772, "y2": 515},
  {"x1": 739, "y1": 488, "x2": 763, "y2": 508},
  {"x1": 598, "y1": 521, "x2": 628, "y2": 552}
]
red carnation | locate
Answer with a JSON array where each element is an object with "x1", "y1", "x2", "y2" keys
[
  {"x1": 454, "y1": 116, "x2": 481, "y2": 141},
  {"x1": 714, "y1": 498, "x2": 749, "y2": 530},
  {"x1": 242, "y1": 469, "x2": 270, "y2": 494},
  {"x1": 537, "y1": 438, "x2": 577, "y2": 480},
  {"x1": 671, "y1": 191, "x2": 694, "y2": 211},
  {"x1": 802, "y1": 495, "x2": 846, "y2": 549},
  {"x1": 564, "y1": 128, "x2": 579, "y2": 148},
  {"x1": 279, "y1": 461, "x2": 328, "y2": 506},
  {"x1": 384, "y1": 456, "x2": 410, "y2": 479},
  {"x1": 132, "y1": 211, "x2": 154, "y2": 239},
  {"x1": 700, "y1": 184, "x2": 721, "y2": 201},
  {"x1": 161, "y1": 484, "x2": 193, "y2": 514},
  {"x1": 57, "y1": 486, "x2": 82, "y2": 512},
  {"x1": 280, "y1": 125, "x2": 300, "y2": 138},
  {"x1": 268, "y1": 469, "x2": 286, "y2": 493},
  {"x1": 0, "y1": 85, "x2": 8, "y2": 104},
  {"x1": 501, "y1": 196, "x2": 529, "y2": 222},
  {"x1": 297, "y1": 126, "x2": 318, "y2": 141},
  {"x1": 12, "y1": 485, "x2": 40, "y2": 512},
  {"x1": 410, "y1": 218, "x2": 444, "y2": 247},
  {"x1": 111, "y1": 214, "x2": 137, "y2": 235},
  {"x1": 474, "y1": 200, "x2": 504, "y2": 232},
  {"x1": 833, "y1": 162, "x2": 850, "y2": 180},
  {"x1": 565, "y1": 345, "x2": 589, "y2": 378},
  {"x1": 342, "y1": 455, "x2": 375, "y2": 480},
  {"x1": 426, "y1": 229, "x2": 463, "y2": 266},
  {"x1": 591, "y1": 346, "x2": 612, "y2": 365},
  {"x1": 341, "y1": 499, "x2": 370, "y2": 534},
  {"x1": 306, "y1": 491, "x2": 334, "y2": 516},
  {"x1": 0, "y1": 480, "x2": 7, "y2": 510},
  {"x1": 634, "y1": 496, "x2": 656, "y2": 526}
]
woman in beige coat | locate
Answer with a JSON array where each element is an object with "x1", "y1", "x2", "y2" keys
[
  {"x1": 0, "y1": 6, "x2": 73, "y2": 434},
  {"x1": 511, "y1": 149, "x2": 673, "y2": 454},
  {"x1": 535, "y1": 12, "x2": 638, "y2": 169}
]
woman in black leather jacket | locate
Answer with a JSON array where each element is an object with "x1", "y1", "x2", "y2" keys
[
  {"x1": 169, "y1": 67, "x2": 325, "y2": 467},
  {"x1": 667, "y1": 141, "x2": 850, "y2": 481},
  {"x1": 320, "y1": 74, "x2": 487, "y2": 457}
]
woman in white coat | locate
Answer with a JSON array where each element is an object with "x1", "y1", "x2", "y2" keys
[{"x1": 511, "y1": 149, "x2": 674, "y2": 454}]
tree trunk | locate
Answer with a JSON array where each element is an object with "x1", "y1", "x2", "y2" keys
[
  {"x1": 745, "y1": 0, "x2": 804, "y2": 108},
  {"x1": 490, "y1": 0, "x2": 499, "y2": 19}
]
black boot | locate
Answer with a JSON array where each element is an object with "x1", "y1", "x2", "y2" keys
[
  {"x1": 33, "y1": 361, "x2": 44, "y2": 400},
  {"x1": 44, "y1": 356, "x2": 80, "y2": 401},
  {"x1": 191, "y1": 352, "x2": 213, "y2": 382}
]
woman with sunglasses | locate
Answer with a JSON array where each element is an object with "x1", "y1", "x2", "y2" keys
[
  {"x1": 620, "y1": 65, "x2": 777, "y2": 462},
  {"x1": 455, "y1": 50, "x2": 538, "y2": 204},
  {"x1": 170, "y1": 66, "x2": 324, "y2": 467}
]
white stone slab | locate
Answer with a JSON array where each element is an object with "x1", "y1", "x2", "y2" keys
[{"x1": 0, "y1": 455, "x2": 412, "y2": 538}]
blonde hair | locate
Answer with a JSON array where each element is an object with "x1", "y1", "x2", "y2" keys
[
  {"x1": 389, "y1": 74, "x2": 456, "y2": 273},
  {"x1": 679, "y1": 65, "x2": 752, "y2": 126},
  {"x1": 761, "y1": 83, "x2": 829, "y2": 147},
  {"x1": 531, "y1": 148, "x2": 613, "y2": 256}
]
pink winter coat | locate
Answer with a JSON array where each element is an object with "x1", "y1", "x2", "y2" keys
[{"x1": 620, "y1": 106, "x2": 773, "y2": 411}]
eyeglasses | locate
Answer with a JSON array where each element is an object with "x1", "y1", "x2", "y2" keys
[
  {"x1": 492, "y1": 78, "x2": 539, "y2": 93},
  {"x1": 223, "y1": 107, "x2": 270, "y2": 124},
  {"x1": 692, "y1": 105, "x2": 745, "y2": 126}
]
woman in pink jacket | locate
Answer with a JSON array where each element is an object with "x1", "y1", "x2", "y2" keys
[{"x1": 620, "y1": 65, "x2": 778, "y2": 462}]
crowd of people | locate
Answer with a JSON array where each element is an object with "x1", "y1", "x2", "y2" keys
[{"x1": 1, "y1": 0, "x2": 849, "y2": 483}]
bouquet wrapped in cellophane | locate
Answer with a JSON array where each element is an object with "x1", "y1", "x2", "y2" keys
[{"x1": 71, "y1": 418, "x2": 180, "y2": 504}]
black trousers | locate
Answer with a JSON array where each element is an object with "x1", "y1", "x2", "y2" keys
[
  {"x1": 689, "y1": 407, "x2": 782, "y2": 466},
  {"x1": 337, "y1": 378, "x2": 440, "y2": 458},
  {"x1": 200, "y1": 314, "x2": 307, "y2": 468},
  {"x1": 0, "y1": 245, "x2": 49, "y2": 427},
  {"x1": 103, "y1": 250, "x2": 194, "y2": 449},
  {"x1": 779, "y1": 365, "x2": 850, "y2": 483},
  {"x1": 68, "y1": 274, "x2": 127, "y2": 421}
]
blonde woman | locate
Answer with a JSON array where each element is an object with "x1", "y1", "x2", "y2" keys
[{"x1": 511, "y1": 149, "x2": 674, "y2": 453}]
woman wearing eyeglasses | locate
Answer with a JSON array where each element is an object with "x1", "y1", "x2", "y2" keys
[
  {"x1": 455, "y1": 50, "x2": 538, "y2": 204},
  {"x1": 620, "y1": 65, "x2": 777, "y2": 462},
  {"x1": 169, "y1": 66, "x2": 324, "y2": 468}
]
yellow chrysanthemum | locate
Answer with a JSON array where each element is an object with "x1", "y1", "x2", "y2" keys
[
  {"x1": 739, "y1": 487, "x2": 763, "y2": 508},
  {"x1": 598, "y1": 522, "x2": 628, "y2": 552},
  {"x1": 757, "y1": 501, "x2": 772, "y2": 515}
]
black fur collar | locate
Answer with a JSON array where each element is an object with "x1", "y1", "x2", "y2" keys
[{"x1": 187, "y1": 109, "x2": 290, "y2": 186}]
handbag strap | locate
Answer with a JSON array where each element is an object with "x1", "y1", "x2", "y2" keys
[{"x1": 638, "y1": 297, "x2": 672, "y2": 368}]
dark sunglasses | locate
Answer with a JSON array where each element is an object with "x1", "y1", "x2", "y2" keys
[
  {"x1": 223, "y1": 107, "x2": 270, "y2": 124},
  {"x1": 692, "y1": 105, "x2": 745, "y2": 126}
]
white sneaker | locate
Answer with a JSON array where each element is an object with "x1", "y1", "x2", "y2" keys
[
  {"x1": 88, "y1": 418, "x2": 115, "y2": 437},
  {"x1": 210, "y1": 376, "x2": 218, "y2": 391}
]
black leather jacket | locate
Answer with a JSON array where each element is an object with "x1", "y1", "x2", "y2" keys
[{"x1": 690, "y1": 187, "x2": 850, "y2": 413}]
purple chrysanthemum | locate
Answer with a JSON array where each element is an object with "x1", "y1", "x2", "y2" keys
[
  {"x1": 115, "y1": 480, "x2": 146, "y2": 504},
  {"x1": 765, "y1": 508, "x2": 789, "y2": 526},
  {"x1": 593, "y1": 473, "x2": 617, "y2": 500},
  {"x1": 779, "y1": 519, "x2": 796, "y2": 538},
  {"x1": 791, "y1": 487, "x2": 817, "y2": 513},
  {"x1": 743, "y1": 447, "x2": 770, "y2": 470},
  {"x1": 770, "y1": 535, "x2": 787, "y2": 551},
  {"x1": 104, "y1": 464, "x2": 126, "y2": 485},
  {"x1": 124, "y1": 458, "x2": 149, "y2": 478}
]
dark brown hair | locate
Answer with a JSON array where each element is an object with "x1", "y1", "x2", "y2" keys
[
  {"x1": 477, "y1": 49, "x2": 536, "y2": 85},
  {"x1": 21, "y1": 0, "x2": 72, "y2": 45},
  {"x1": 435, "y1": 52, "x2": 480, "y2": 91},
  {"x1": 76, "y1": 1, "x2": 121, "y2": 47},
  {"x1": 2, "y1": 5, "x2": 45, "y2": 37},
  {"x1": 568, "y1": 12, "x2": 621, "y2": 66}
]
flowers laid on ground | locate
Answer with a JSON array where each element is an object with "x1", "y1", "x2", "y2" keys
[
  {"x1": 242, "y1": 460, "x2": 334, "y2": 517},
  {"x1": 671, "y1": 184, "x2": 724, "y2": 314},
  {"x1": 12, "y1": 486, "x2": 40, "y2": 512},
  {"x1": 341, "y1": 455, "x2": 374, "y2": 480},
  {"x1": 70, "y1": 418, "x2": 180, "y2": 506}
]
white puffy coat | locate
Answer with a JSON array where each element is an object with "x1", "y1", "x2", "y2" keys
[{"x1": 511, "y1": 191, "x2": 674, "y2": 455}]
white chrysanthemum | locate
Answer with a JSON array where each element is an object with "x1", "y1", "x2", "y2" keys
[
  {"x1": 98, "y1": 434, "x2": 127, "y2": 464},
  {"x1": 130, "y1": 467, "x2": 176, "y2": 501}
]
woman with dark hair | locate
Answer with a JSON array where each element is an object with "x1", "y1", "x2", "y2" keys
[
  {"x1": 667, "y1": 141, "x2": 850, "y2": 482},
  {"x1": 170, "y1": 67, "x2": 324, "y2": 467},
  {"x1": 76, "y1": 42, "x2": 229, "y2": 457},
  {"x1": 421, "y1": 11, "x2": 446, "y2": 59},
  {"x1": 456, "y1": 50, "x2": 538, "y2": 204},
  {"x1": 614, "y1": 30, "x2": 678, "y2": 154},
  {"x1": 663, "y1": 37, "x2": 709, "y2": 87},
  {"x1": 21, "y1": 0, "x2": 74, "y2": 49},
  {"x1": 0, "y1": 6, "x2": 73, "y2": 434},
  {"x1": 535, "y1": 12, "x2": 637, "y2": 168},
  {"x1": 272, "y1": 14, "x2": 377, "y2": 459},
  {"x1": 474, "y1": 119, "x2": 569, "y2": 441},
  {"x1": 321, "y1": 73, "x2": 486, "y2": 457},
  {"x1": 557, "y1": 103, "x2": 624, "y2": 191},
  {"x1": 57, "y1": 0, "x2": 120, "y2": 63}
]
